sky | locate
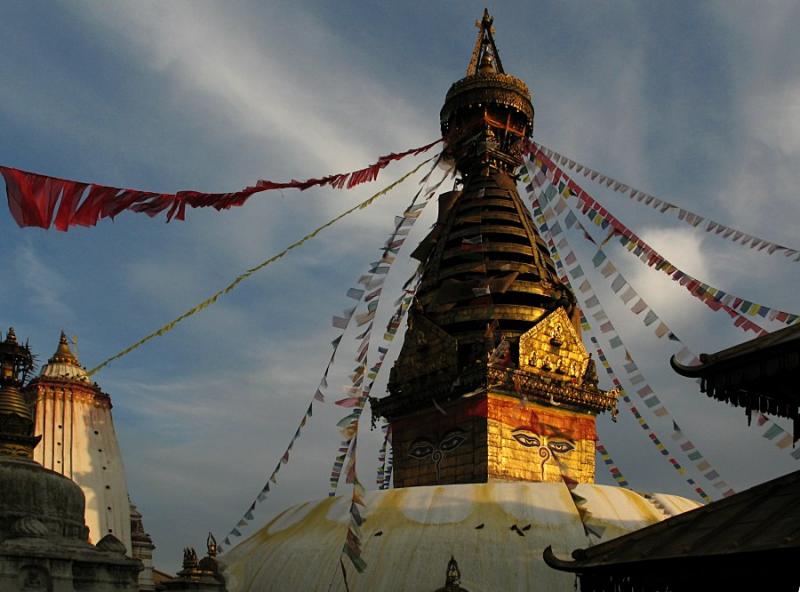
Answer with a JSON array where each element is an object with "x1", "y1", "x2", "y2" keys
[{"x1": 2, "y1": 0, "x2": 800, "y2": 572}]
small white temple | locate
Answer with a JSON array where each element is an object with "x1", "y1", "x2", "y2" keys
[{"x1": 27, "y1": 332, "x2": 133, "y2": 551}]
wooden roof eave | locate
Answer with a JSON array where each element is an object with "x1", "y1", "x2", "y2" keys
[
  {"x1": 542, "y1": 546, "x2": 581, "y2": 573},
  {"x1": 669, "y1": 354, "x2": 707, "y2": 378},
  {"x1": 671, "y1": 324, "x2": 800, "y2": 380}
]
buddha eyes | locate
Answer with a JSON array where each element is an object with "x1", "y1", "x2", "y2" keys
[
  {"x1": 547, "y1": 441, "x2": 575, "y2": 454},
  {"x1": 512, "y1": 430, "x2": 540, "y2": 448},
  {"x1": 439, "y1": 430, "x2": 466, "y2": 452},
  {"x1": 408, "y1": 439, "x2": 434, "y2": 459},
  {"x1": 408, "y1": 430, "x2": 467, "y2": 459},
  {"x1": 511, "y1": 430, "x2": 575, "y2": 454}
]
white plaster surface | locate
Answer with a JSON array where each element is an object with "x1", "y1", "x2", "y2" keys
[
  {"x1": 32, "y1": 375, "x2": 132, "y2": 555},
  {"x1": 221, "y1": 481, "x2": 701, "y2": 592}
]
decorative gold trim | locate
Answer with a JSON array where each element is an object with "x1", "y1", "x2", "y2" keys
[{"x1": 488, "y1": 366, "x2": 618, "y2": 413}]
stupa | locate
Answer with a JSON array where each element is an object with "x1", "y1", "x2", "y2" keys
[
  {"x1": 24, "y1": 331, "x2": 157, "y2": 590},
  {"x1": 0, "y1": 328, "x2": 141, "y2": 591},
  {"x1": 26, "y1": 332, "x2": 132, "y2": 551},
  {"x1": 220, "y1": 11, "x2": 702, "y2": 591}
]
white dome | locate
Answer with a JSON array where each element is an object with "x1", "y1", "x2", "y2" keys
[
  {"x1": 221, "y1": 481, "x2": 700, "y2": 591},
  {"x1": 39, "y1": 360, "x2": 90, "y2": 382}
]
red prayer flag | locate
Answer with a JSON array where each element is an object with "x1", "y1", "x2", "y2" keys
[
  {"x1": 53, "y1": 182, "x2": 89, "y2": 231},
  {"x1": 2, "y1": 139, "x2": 441, "y2": 230}
]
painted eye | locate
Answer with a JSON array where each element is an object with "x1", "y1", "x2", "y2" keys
[
  {"x1": 512, "y1": 430, "x2": 540, "y2": 448},
  {"x1": 547, "y1": 440, "x2": 575, "y2": 454},
  {"x1": 439, "y1": 430, "x2": 466, "y2": 452},
  {"x1": 408, "y1": 439, "x2": 434, "y2": 459}
]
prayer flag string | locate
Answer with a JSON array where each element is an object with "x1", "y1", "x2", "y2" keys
[
  {"x1": 534, "y1": 170, "x2": 796, "y2": 457},
  {"x1": 331, "y1": 162, "x2": 452, "y2": 574},
  {"x1": 526, "y1": 147, "x2": 798, "y2": 329},
  {"x1": 533, "y1": 142, "x2": 800, "y2": 262},
  {"x1": 525, "y1": 166, "x2": 733, "y2": 498},
  {"x1": 595, "y1": 442, "x2": 630, "y2": 488},
  {"x1": 524, "y1": 160, "x2": 800, "y2": 465},
  {"x1": 756, "y1": 413, "x2": 800, "y2": 459},
  {"x1": 328, "y1": 159, "x2": 452, "y2": 497},
  {"x1": 522, "y1": 170, "x2": 722, "y2": 502},
  {"x1": 217, "y1": 157, "x2": 446, "y2": 554},
  {"x1": 87, "y1": 155, "x2": 438, "y2": 377},
  {"x1": 218, "y1": 399, "x2": 315, "y2": 553},
  {"x1": 335, "y1": 267, "x2": 420, "y2": 573},
  {"x1": 1, "y1": 139, "x2": 442, "y2": 230}
]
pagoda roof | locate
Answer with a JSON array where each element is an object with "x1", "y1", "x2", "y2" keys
[
  {"x1": 670, "y1": 323, "x2": 800, "y2": 441},
  {"x1": 544, "y1": 470, "x2": 800, "y2": 586},
  {"x1": 671, "y1": 323, "x2": 800, "y2": 377}
]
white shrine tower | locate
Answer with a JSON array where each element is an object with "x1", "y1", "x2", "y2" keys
[{"x1": 26, "y1": 332, "x2": 133, "y2": 554}]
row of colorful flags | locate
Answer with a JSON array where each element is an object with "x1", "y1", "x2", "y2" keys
[
  {"x1": 534, "y1": 142, "x2": 800, "y2": 262},
  {"x1": 524, "y1": 152, "x2": 800, "y2": 462},
  {"x1": 528, "y1": 147, "x2": 800, "y2": 329},
  {"x1": 331, "y1": 159, "x2": 452, "y2": 573},
  {"x1": 334, "y1": 274, "x2": 420, "y2": 573},
  {"x1": 595, "y1": 442, "x2": 629, "y2": 487},
  {"x1": 216, "y1": 155, "x2": 446, "y2": 553},
  {"x1": 522, "y1": 165, "x2": 733, "y2": 502}
]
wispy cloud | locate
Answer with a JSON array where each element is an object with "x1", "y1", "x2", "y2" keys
[
  {"x1": 622, "y1": 226, "x2": 712, "y2": 327},
  {"x1": 12, "y1": 243, "x2": 74, "y2": 323}
]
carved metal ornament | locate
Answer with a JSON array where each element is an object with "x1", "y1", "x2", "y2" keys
[
  {"x1": 489, "y1": 366, "x2": 617, "y2": 413},
  {"x1": 182, "y1": 547, "x2": 199, "y2": 569},
  {"x1": 433, "y1": 555, "x2": 470, "y2": 592}
]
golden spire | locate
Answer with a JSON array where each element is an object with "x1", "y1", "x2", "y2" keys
[
  {"x1": 441, "y1": 9, "x2": 533, "y2": 177},
  {"x1": 421, "y1": 10, "x2": 574, "y2": 342},
  {"x1": 50, "y1": 330, "x2": 80, "y2": 365},
  {"x1": 467, "y1": 8, "x2": 504, "y2": 75},
  {"x1": 39, "y1": 330, "x2": 90, "y2": 382}
]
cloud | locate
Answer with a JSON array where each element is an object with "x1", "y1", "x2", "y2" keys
[
  {"x1": 748, "y1": 82, "x2": 800, "y2": 158},
  {"x1": 703, "y1": 1, "x2": 800, "y2": 239},
  {"x1": 12, "y1": 243, "x2": 74, "y2": 323},
  {"x1": 67, "y1": 2, "x2": 428, "y2": 173},
  {"x1": 534, "y1": 39, "x2": 650, "y2": 185}
]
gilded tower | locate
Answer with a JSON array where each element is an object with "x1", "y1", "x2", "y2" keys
[
  {"x1": 373, "y1": 11, "x2": 617, "y2": 488},
  {"x1": 222, "y1": 14, "x2": 703, "y2": 591}
]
